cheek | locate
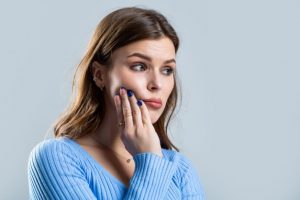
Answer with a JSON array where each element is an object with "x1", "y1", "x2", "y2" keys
[
  {"x1": 110, "y1": 70, "x2": 147, "y2": 95},
  {"x1": 165, "y1": 78, "x2": 175, "y2": 96},
  {"x1": 108, "y1": 73, "x2": 122, "y2": 93},
  {"x1": 123, "y1": 75, "x2": 147, "y2": 88}
]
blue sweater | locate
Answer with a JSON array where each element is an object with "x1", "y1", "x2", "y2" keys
[{"x1": 28, "y1": 136, "x2": 205, "y2": 199}]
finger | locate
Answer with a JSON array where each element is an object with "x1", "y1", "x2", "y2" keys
[
  {"x1": 127, "y1": 89, "x2": 142, "y2": 127},
  {"x1": 137, "y1": 99, "x2": 152, "y2": 125},
  {"x1": 120, "y1": 87, "x2": 134, "y2": 129},
  {"x1": 113, "y1": 94, "x2": 124, "y2": 129}
]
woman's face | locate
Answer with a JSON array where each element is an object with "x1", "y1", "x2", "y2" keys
[{"x1": 99, "y1": 37, "x2": 176, "y2": 124}]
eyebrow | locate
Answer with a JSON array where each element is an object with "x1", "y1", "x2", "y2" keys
[{"x1": 127, "y1": 52, "x2": 176, "y2": 64}]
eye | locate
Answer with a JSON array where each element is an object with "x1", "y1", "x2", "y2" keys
[
  {"x1": 162, "y1": 67, "x2": 174, "y2": 75},
  {"x1": 131, "y1": 63, "x2": 146, "y2": 71}
]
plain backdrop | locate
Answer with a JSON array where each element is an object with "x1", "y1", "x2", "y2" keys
[{"x1": 0, "y1": 0, "x2": 299, "y2": 199}]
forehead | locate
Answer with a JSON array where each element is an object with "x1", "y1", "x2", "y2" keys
[{"x1": 111, "y1": 37, "x2": 176, "y2": 63}]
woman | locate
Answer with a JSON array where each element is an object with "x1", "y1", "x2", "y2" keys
[{"x1": 28, "y1": 7, "x2": 206, "y2": 199}]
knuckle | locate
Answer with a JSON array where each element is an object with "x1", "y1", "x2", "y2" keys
[
  {"x1": 124, "y1": 112, "x2": 132, "y2": 119},
  {"x1": 132, "y1": 109, "x2": 139, "y2": 116},
  {"x1": 123, "y1": 108, "x2": 131, "y2": 115}
]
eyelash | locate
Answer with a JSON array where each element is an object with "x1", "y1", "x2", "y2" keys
[{"x1": 130, "y1": 63, "x2": 174, "y2": 75}]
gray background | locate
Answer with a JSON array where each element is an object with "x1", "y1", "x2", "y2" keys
[{"x1": 1, "y1": 0, "x2": 299, "y2": 199}]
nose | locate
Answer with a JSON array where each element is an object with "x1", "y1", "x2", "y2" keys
[{"x1": 147, "y1": 69, "x2": 162, "y2": 91}]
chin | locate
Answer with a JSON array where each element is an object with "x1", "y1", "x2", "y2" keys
[
  {"x1": 151, "y1": 118, "x2": 159, "y2": 124},
  {"x1": 149, "y1": 112, "x2": 162, "y2": 124}
]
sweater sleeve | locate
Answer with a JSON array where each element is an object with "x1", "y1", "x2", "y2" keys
[
  {"x1": 123, "y1": 152, "x2": 178, "y2": 199},
  {"x1": 179, "y1": 154, "x2": 206, "y2": 200},
  {"x1": 28, "y1": 140, "x2": 97, "y2": 200}
]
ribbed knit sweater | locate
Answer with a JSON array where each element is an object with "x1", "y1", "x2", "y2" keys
[{"x1": 28, "y1": 136, "x2": 205, "y2": 199}]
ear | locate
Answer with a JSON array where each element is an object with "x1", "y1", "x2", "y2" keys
[{"x1": 92, "y1": 61, "x2": 107, "y2": 88}]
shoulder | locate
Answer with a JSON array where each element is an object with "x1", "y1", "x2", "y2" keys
[
  {"x1": 28, "y1": 137, "x2": 79, "y2": 169},
  {"x1": 162, "y1": 148, "x2": 198, "y2": 178},
  {"x1": 29, "y1": 137, "x2": 72, "y2": 157},
  {"x1": 27, "y1": 137, "x2": 95, "y2": 199},
  {"x1": 162, "y1": 148, "x2": 197, "y2": 171},
  {"x1": 163, "y1": 149, "x2": 205, "y2": 195}
]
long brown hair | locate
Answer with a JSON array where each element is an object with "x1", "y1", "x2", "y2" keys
[{"x1": 53, "y1": 7, "x2": 182, "y2": 151}]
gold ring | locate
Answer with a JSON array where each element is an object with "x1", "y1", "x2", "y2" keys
[{"x1": 118, "y1": 122, "x2": 125, "y2": 127}]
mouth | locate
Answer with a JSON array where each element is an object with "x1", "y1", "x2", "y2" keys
[{"x1": 143, "y1": 100, "x2": 162, "y2": 109}]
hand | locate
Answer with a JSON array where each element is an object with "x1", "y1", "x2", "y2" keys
[{"x1": 114, "y1": 87, "x2": 163, "y2": 158}]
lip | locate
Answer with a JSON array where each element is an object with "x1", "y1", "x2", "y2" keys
[{"x1": 143, "y1": 98, "x2": 162, "y2": 109}]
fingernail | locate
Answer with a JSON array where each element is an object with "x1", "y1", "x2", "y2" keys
[
  {"x1": 127, "y1": 90, "x2": 133, "y2": 97},
  {"x1": 120, "y1": 86, "x2": 126, "y2": 95},
  {"x1": 137, "y1": 100, "x2": 143, "y2": 106}
]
